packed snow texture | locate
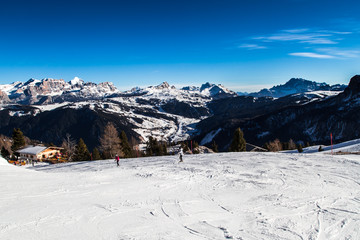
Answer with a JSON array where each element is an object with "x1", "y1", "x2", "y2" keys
[{"x1": 1, "y1": 151, "x2": 359, "y2": 240}]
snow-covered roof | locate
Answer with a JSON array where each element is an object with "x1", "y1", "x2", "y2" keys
[{"x1": 17, "y1": 146, "x2": 47, "y2": 155}]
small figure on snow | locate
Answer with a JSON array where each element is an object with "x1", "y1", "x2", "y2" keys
[
  {"x1": 178, "y1": 147, "x2": 184, "y2": 163},
  {"x1": 115, "y1": 154, "x2": 120, "y2": 167}
]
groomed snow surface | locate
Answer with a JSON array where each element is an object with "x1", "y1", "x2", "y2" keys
[{"x1": 1, "y1": 151, "x2": 359, "y2": 240}]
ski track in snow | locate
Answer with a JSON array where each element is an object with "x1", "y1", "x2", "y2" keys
[{"x1": 0, "y1": 152, "x2": 359, "y2": 240}]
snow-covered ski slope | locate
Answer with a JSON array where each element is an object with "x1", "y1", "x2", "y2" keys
[
  {"x1": 1, "y1": 151, "x2": 359, "y2": 239},
  {"x1": 284, "y1": 138, "x2": 360, "y2": 154}
]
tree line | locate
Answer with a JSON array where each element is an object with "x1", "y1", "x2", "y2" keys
[
  {"x1": 0, "y1": 126, "x2": 246, "y2": 161},
  {"x1": 61, "y1": 122, "x2": 134, "y2": 161},
  {"x1": 1, "y1": 124, "x2": 314, "y2": 162},
  {"x1": 264, "y1": 138, "x2": 311, "y2": 153}
]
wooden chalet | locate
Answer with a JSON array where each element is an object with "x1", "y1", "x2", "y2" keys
[{"x1": 17, "y1": 146, "x2": 63, "y2": 162}]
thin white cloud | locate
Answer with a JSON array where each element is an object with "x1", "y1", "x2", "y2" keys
[
  {"x1": 238, "y1": 44, "x2": 267, "y2": 50},
  {"x1": 253, "y1": 27, "x2": 354, "y2": 46},
  {"x1": 289, "y1": 52, "x2": 336, "y2": 59},
  {"x1": 255, "y1": 32, "x2": 336, "y2": 45},
  {"x1": 282, "y1": 28, "x2": 309, "y2": 33},
  {"x1": 300, "y1": 39, "x2": 338, "y2": 44},
  {"x1": 317, "y1": 48, "x2": 360, "y2": 58},
  {"x1": 317, "y1": 30, "x2": 352, "y2": 35},
  {"x1": 237, "y1": 27, "x2": 357, "y2": 59}
]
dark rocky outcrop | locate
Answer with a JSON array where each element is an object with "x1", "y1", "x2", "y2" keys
[{"x1": 344, "y1": 75, "x2": 360, "y2": 95}]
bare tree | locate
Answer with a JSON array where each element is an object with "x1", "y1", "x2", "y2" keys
[
  {"x1": 61, "y1": 133, "x2": 76, "y2": 161},
  {"x1": 288, "y1": 139, "x2": 296, "y2": 150},
  {"x1": 266, "y1": 139, "x2": 283, "y2": 152},
  {"x1": 99, "y1": 122, "x2": 122, "y2": 159}
]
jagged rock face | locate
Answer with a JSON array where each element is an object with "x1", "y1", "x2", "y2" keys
[
  {"x1": 0, "y1": 90, "x2": 10, "y2": 103},
  {"x1": 200, "y1": 82, "x2": 213, "y2": 92},
  {"x1": 155, "y1": 82, "x2": 170, "y2": 89},
  {"x1": 98, "y1": 82, "x2": 117, "y2": 92},
  {"x1": 2, "y1": 78, "x2": 119, "y2": 105},
  {"x1": 38, "y1": 79, "x2": 67, "y2": 94}
]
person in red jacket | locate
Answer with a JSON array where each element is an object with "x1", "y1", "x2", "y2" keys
[{"x1": 115, "y1": 154, "x2": 120, "y2": 167}]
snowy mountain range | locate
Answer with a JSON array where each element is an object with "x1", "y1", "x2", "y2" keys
[
  {"x1": 0, "y1": 76, "x2": 357, "y2": 150},
  {"x1": 248, "y1": 78, "x2": 346, "y2": 98},
  {"x1": 0, "y1": 78, "x2": 238, "y2": 148},
  {"x1": 0, "y1": 77, "x2": 237, "y2": 105},
  {"x1": 195, "y1": 75, "x2": 360, "y2": 150}
]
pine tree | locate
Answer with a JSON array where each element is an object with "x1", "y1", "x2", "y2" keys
[
  {"x1": 162, "y1": 142, "x2": 168, "y2": 155},
  {"x1": 146, "y1": 137, "x2": 168, "y2": 156},
  {"x1": 1, "y1": 146, "x2": 10, "y2": 158},
  {"x1": 146, "y1": 136, "x2": 155, "y2": 156},
  {"x1": 0, "y1": 135, "x2": 12, "y2": 157},
  {"x1": 11, "y1": 128, "x2": 25, "y2": 152},
  {"x1": 120, "y1": 131, "x2": 132, "y2": 158},
  {"x1": 73, "y1": 138, "x2": 91, "y2": 161},
  {"x1": 99, "y1": 122, "x2": 122, "y2": 159},
  {"x1": 92, "y1": 147, "x2": 101, "y2": 160},
  {"x1": 157, "y1": 143, "x2": 164, "y2": 156},
  {"x1": 211, "y1": 141, "x2": 218, "y2": 152},
  {"x1": 229, "y1": 127, "x2": 246, "y2": 152},
  {"x1": 297, "y1": 144, "x2": 303, "y2": 153}
]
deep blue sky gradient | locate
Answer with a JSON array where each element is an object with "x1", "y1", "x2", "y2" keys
[{"x1": 1, "y1": 0, "x2": 360, "y2": 91}]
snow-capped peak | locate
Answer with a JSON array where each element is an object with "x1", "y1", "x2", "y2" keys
[
  {"x1": 23, "y1": 78, "x2": 41, "y2": 86},
  {"x1": 69, "y1": 77, "x2": 84, "y2": 86},
  {"x1": 200, "y1": 82, "x2": 237, "y2": 99},
  {"x1": 200, "y1": 82, "x2": 214, "y2": 92},
  {"x1": 249, "y1": 78, "x2": 347, "y2": 98},
  {"x1": 154, "y1": 82, "x2": 173, "y2": 90}
]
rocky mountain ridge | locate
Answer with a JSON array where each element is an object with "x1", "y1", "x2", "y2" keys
[
  {"x1": 0, "y1": 78, "x2": 238, "y2": 148},
  {"x1": 0, "y1": 77, "x2": 237, "y2": 105},
  {"x1": 0, "y1": 76, "x2": 356, "y2": 150},
  {"x1": 248, "y1": 78, "x2": 346, "y2": 98}
]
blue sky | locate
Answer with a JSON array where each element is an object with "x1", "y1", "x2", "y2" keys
[{"x1": 0, "y1": 0, "x2": 359, "y2": 92}]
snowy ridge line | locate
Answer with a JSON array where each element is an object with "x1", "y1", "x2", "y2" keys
[{"x1": 0, "y1": 77, "x2": 237, "y2": 105}]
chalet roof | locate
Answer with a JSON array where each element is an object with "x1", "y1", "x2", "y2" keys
[{"x1": 17, "y1": 146, "x2": 47, "y2": 155}]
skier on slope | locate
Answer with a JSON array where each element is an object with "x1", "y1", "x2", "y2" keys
[
  {"x1": 178, "y1": 147, "x2": 184, "y2": 163},
  {"x1": 115, "y1": 154, "x2": 120, "y2": 167}
]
